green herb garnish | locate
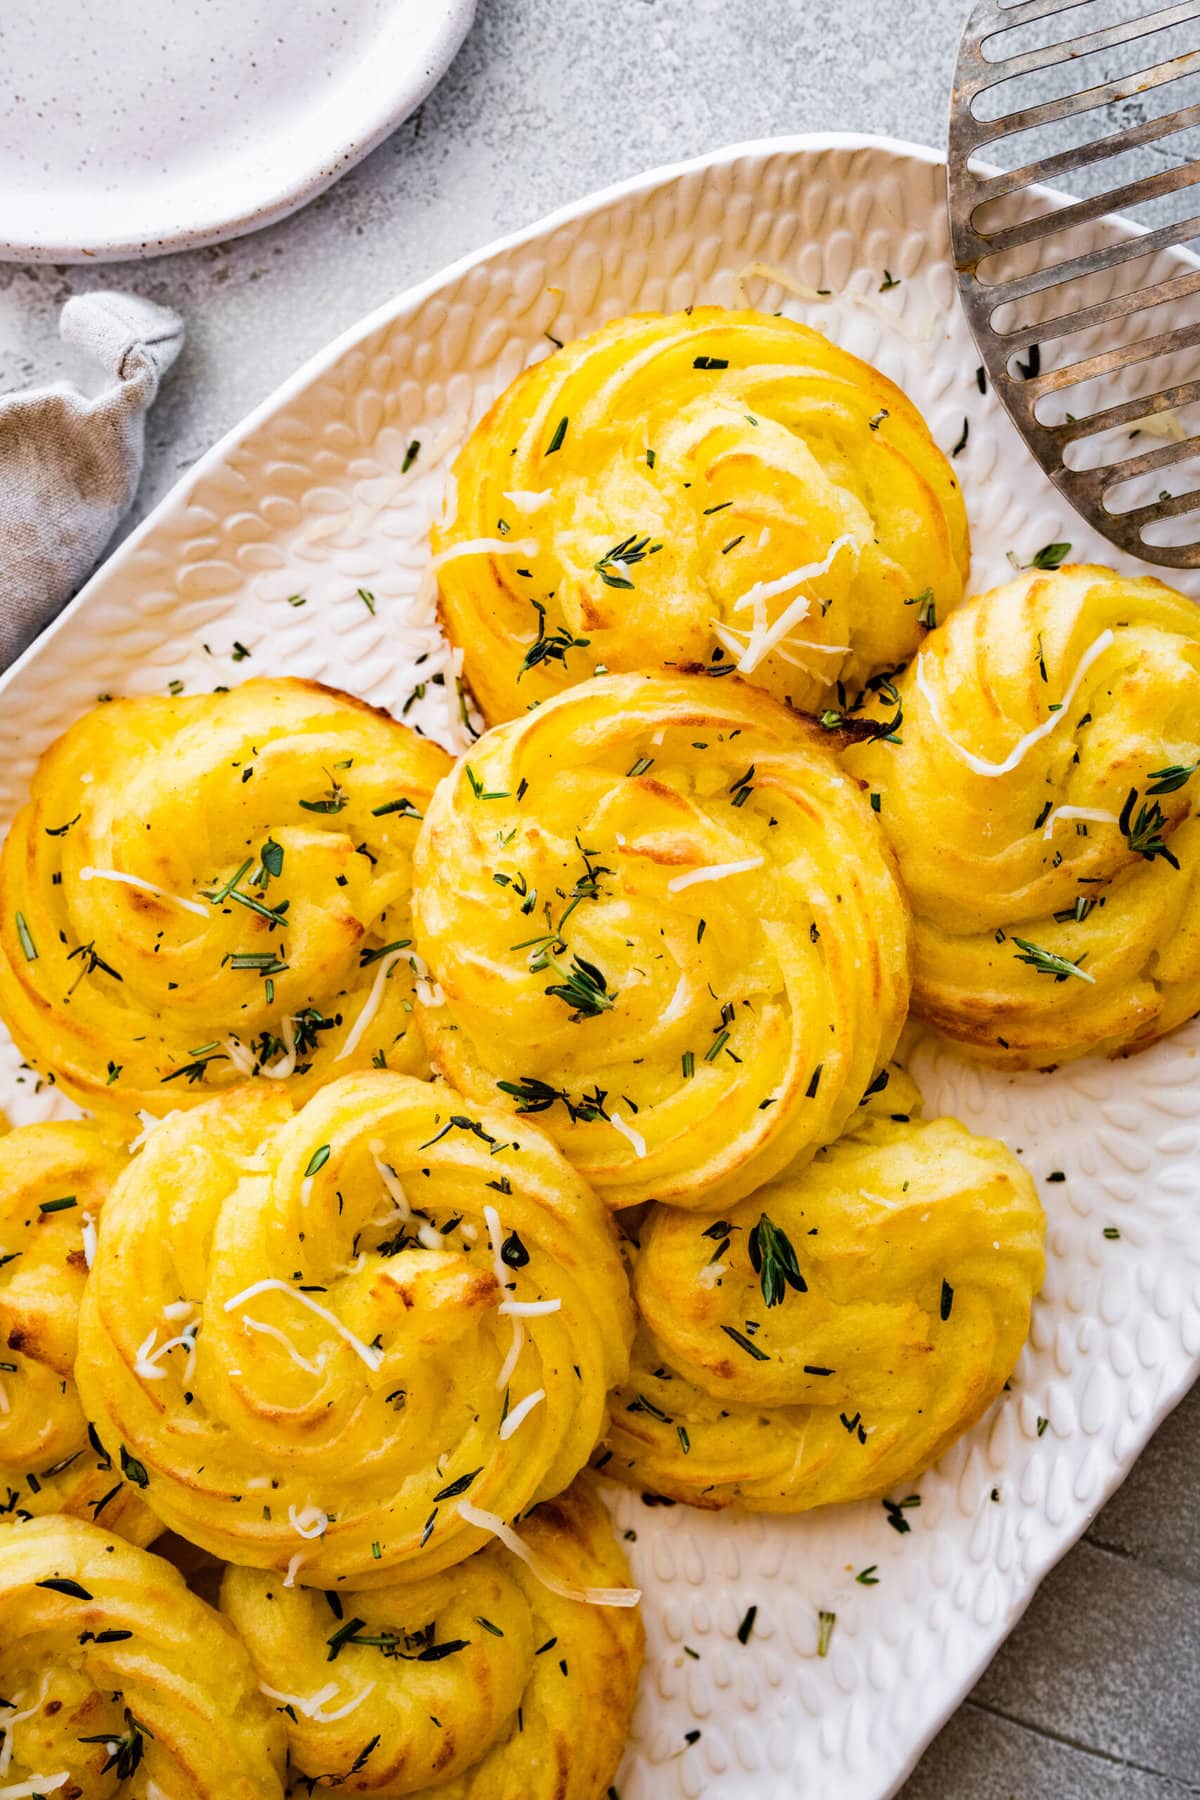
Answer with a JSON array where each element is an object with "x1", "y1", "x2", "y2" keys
[
  {"x1": 1011, "y1": 937, "x2": 1094, "y2": 983},
  {"x1": 748, "y1": 1215, "x2": 806, "y2": 1308}
]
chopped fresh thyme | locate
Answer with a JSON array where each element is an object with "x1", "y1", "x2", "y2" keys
[
  {"x1": 372, "y1": 797, "x2": 423, "y2": 820},
  {"x1": 465, "y1": 765, "x2": 510, "y2": 801},
  {"x1": 1119, "y1": 787, "x2": 1179, "y2": 868},
  {"x1": 543, "y1": 952, "x2": 616, "y2": 1020},
  {"x1": 497, "y1": 1076, "x2": 609, "y2": 1123},
  {"x1": 720, "y1": 1324, "x2": 769, "y2": 1362},
  {"x1": 729, "y1": 764, "x2": 755, "y2": 807},
  {"x1": 432, "y1": 1469, "x2": 482, "y2": 1502},
  {"x1": 519, "y1": 597, "x2": 590, "y2": 677},
  {"x1": 80, "y1": 1708, "x2": 152, "y2": 1780},
  {"x1": 1016, "y1": 341, "x2": 1041, "y2": 379},
  {"x1": 816, "y1": 1610, "x2": 836, "y2": 1656},
  {"x1": 747, "y1": 1215, "x2": 806, "y2": 1308},
  {"x1": 1011, "y1": 937, "x2": 1093, "y2": 983},
  {"x1": 14, "y1": 913, "x2": 36, "y2": 962},
  {"x1": 120, "y1": 1445, "x2": 150, "y2": 1487},
  {"x1": 1030, "y1": 540, "x2": 1070, "y2": 571},
  {"x1": 882, "y1": 1494, "x2": 921, "y2": 1534},
  {"x1": 594, "y1": 533, "x2": 662, "y2": 591},
  {"x1": 1146, "y1": 761, "x2": 1198, "y2": 795},
  {"x1": 904, "y1": 587, "x2": 936, "y2": 629},
  {"x1": 36, "y1": 1576, "x2": 93, "y2": 1598}
]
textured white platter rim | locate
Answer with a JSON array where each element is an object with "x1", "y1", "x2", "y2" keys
[
  {"x1": 2, "y1": 133, "x2": 1198, "y2": 1799},
  {"x1": 0, "y1": 0, "x2": 476, "y2": 262}
]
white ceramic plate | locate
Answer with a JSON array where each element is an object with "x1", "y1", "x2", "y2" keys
[
  {"x1": 0, "y1": 0, "x2": 476, "y2": 262},
  {"x1": 2, "y1": 134, "x2": 1198, "y2": 1800}
]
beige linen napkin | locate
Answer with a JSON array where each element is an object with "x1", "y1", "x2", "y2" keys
[{"x1": 0, "y1": 291, "x2": 184, "y2": 671}]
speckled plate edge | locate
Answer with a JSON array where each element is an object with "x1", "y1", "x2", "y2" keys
[
  {"x1": 1, "y1": 133, "x2": 1197, "y2": 1800},
  {"x1": 0, "y1": 0, "x2": 477, "y2": 263}
]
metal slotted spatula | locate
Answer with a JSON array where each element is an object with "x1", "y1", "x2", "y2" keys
[{"x1": 949, "y1": 0, "x2": 1200, "y2": 567}]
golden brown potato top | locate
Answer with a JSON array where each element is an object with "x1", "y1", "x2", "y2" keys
[{"x1": 435, "y1": 306, "x2": 969, "y2": 723}]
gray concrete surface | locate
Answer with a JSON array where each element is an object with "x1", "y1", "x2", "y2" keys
[{"x1": 1, "y1": 0, "x2": 1197, "y2": 1792}]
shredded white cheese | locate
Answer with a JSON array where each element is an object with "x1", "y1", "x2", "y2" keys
[
  {"x1": 260, "y1": 1015, "x2": 299, "y2": 1080},
  {"x1": 0, "y1": 1778, "x2": 70, "y2": 1800},
  {"x1": 129, "y1": 1110, "x2": 166, "y2": 1151},
  {"x1": 288, "y1": 1503, "x2": 329, "y2": 1540},
  {"x1": 260, "y1": 1681, "x2": 374, "y2": 1723},
  {"x1": 283, "y1": 1554, "x2": 306, "y2": 1588},
  {"x1": 223, "y1": 1279, "x2": 383, "y2": 1372},
  {"x1": 610, "y1": 1111, "x2": 647, "y2": 1159},
  {"x1": 667, "y1": 856, "x2": 764, "y2": 892},
  {"x1": 0, "y1": 1681, "x2": 49, "y2": 1779},
  {"x1": 712, "y1": 618, "x2": 839, "y2": 678},
  {"x1": 242, "y1": 1315, "x2": 328, "y2": 1376},
  {"x1": 497, "y1": 1296, "x2": 562, "y2": 1318},
  {"x1": 485, "y1": 1202, "x2": 525, "y2": 1390},
  {"x1": 497, "y1": 1321, "x2": 526, "y2": 1389},
  {"x1": 431, "y1": 536, "x2": 539, "y2": 570},
  {"x1": 336, "y1": 949, "x2": 405, "y2": 1063},
  {"x1": 0, "y1": 1382, "x2": 8, "y2": 1417},
  {"x1": 1041, "y1": 805, "x2": 1119, "y2": 839},
  {"x1": 133, "y1": 1320, "x2": 198, "y2": 1381},
  {"x1": 221, "y1": 1035, "x2": 257, "y2": 1077},
  {"x1": 457, "y1": 1501, "x2": 641, "y2": 1607},
  {"x1": 79, "y1": 865, "x2": 209, "y2": 917},
  {"x1": 916, "y1": 630, "x2": 1115, "y2": 778},
  {"x1": 1129, "y1": 406, "x2": 1186, "y2": 441},
  {"x1": 503, "y1": 489, "x2": 554, "y2": 511},
  {"x1": 732, "y1": 535, "x2": 857, "y2": 674},
  {"x1": 499, "y1": 1388, "x2": 546, "y2": 1440},
  {"x1": 371, "y1": 1143, "x2": 411, "y2": 1217},
  {"x1": 81, "y1": 1211, "x2": 98, "y2": 1270}
]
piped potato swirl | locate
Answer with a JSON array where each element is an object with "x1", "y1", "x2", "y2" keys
[
  {"x1": 0, "y1": 678, "x2": 450, "y2": 1115},
  {"x1": 222, "y1": 1479, "x2": 642, "y2": 1799},
  {"x1": 0, "y1": 1120, "x2": 156, "y2": 1543},
  {"x1": 413, "y1": 672, "x2": 911, "y2": 1210},
  {"x1": 433, "y1": 306, "x2": 969, "y2": 724},
  {"x1": 0, "y1": 1514, "x2": 286, "y2": 1798},
  {"x1": 601, "y1": 1071, "x2": 1046, "y2": 1509},
  {"x1": 75, "y1": 1074, "x2": 633, "y2": 1587},
  {"x1": 847, "y1": 565, "x2": 1200, "y2": 1067}
]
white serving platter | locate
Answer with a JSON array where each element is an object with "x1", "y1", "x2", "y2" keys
[
  {"x1": 2, "y1": 134, "x2": 1198, "y2": 1799},
  {"x1": 0, "y1": 0, "x2": 476, "y2": 262}
]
